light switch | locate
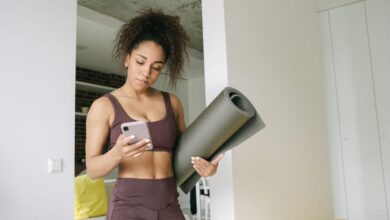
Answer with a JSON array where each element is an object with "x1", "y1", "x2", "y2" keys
[{"x1": 48, "y1": 158, "x2": 63, "y2": 173}]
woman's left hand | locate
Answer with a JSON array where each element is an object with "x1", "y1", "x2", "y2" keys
[{"x1": 191, "y1": 153, "x2": 225, "y2": 177}]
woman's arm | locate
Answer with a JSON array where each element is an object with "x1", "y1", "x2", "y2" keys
[
  {"x1": 169, "y1": 94, "x2": 224, "y2": 177},
  {"x1": 85, "y1": 97, "x2": 149, "y2": 179},
  {"x1": 85, "y1": 97, "x2": 121, "y2": 179}
]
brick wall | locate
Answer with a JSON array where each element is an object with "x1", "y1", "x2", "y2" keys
[
  {"x1": 76, "y1": 67, "x2": 125, "y2": 88},
  {"x1": 75, "y1": 67, "x2": 125, "y2": 176}
]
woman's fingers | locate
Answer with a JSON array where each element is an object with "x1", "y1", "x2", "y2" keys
[
  {"x1": 115, "y1": 134, "x2": 135, "y2": 148},
  {"x1": 121, "y1": 134, "x2": 135, "y2": 145},
  {"x1": 191, "y1": 157, "x2": 216, "y2": 177},
  {"x1": 191, "y1": 153, "x2": 226, "y2": 177},
  {"x1": 193, "y1": 157, "x2": 210, "y2": 170},
  {"x1": 113, "y1": 135, "x2": 151, "y2": 159},
  {"x1": 125, "y1": 139, "x2": 151, "y2": 157},
  {"x1": 192, "y1": 159, "x2": 207, "y2": 177},
  {"x1": 192, "y1": 164, "x2": 207, "y2": 177},
  {"x1": 211, "y1": 153, "x2": 225, "y2": 165},
  {"x1": 126, "y1": 146, "x2": 146, "y2": 157}
]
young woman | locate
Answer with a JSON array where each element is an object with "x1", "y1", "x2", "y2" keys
[{"x1": 85, "y1": 9, "x2": 224, "y2": 220}]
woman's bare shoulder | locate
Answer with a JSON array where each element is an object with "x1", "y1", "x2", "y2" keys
[
  {"x1": 166, "y1": 93, "x2": 184, "y2": 118},
  {"x1": 92, "y1": 95, "x2": 112, "y2": 109},
  {"x1": 166, "y1": 93, "x2": 181, "y2": 108},
  {"x1": 87, "y1": 94, "x2": 114, "y2": 121}
]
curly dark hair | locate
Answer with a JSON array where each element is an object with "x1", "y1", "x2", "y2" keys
[{"x1": 112, "y1": 8, "x2": 189, "y2": 88}]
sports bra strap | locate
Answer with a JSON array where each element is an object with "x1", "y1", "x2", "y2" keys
[
  {"x1": 103, "y1": 93, "x2": 131, "y2": 123},
  {"x1": 104, "y1": 93, "x2": 121, "y2": 109},
  {"x1": 161, "y1": 91, "x2": 175, "y2": 116}
]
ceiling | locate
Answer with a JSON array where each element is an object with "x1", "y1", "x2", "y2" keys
[{"x1": 76, "y1": 0, "x2": 204, "y2": 79}]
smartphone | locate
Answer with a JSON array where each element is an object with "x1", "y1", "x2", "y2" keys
[{"x1": 120, "y1": 121, "x2": 153, "y2": 150}]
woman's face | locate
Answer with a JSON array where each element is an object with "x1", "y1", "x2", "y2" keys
[{"x1": 125, "y1": 40, "x2": 166, "y2": 91}]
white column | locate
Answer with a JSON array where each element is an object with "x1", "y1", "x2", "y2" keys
[{"x1": 202, "y1": 0, "x2": 235, "y2": 220}]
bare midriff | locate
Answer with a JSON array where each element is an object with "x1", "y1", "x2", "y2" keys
[{"x1": 118, "y1": 151, "x2": 174, "y2": 179}]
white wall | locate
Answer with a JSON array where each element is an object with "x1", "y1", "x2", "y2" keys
[
  {"x1": 317, "y1": 0, "x2": 362, "y2": 11},
  {"x1": 223, "y1": 0, "x2": 333, "y2": 219},
  {"x1": 319, "y1": 1, "x2": 390, "y2": 219},
  {"x1": 319, "y1": 9, "x2": 349, "y2": 218},
  {"x1": 0, "y1": 1, "x2": 350, "y2": 219},
  {"x1": 0, "y1": 1, "x2": 76, "y2": 220},
  {"x1": 367, "y1": 0, "x2": 390, "y2": 216}
]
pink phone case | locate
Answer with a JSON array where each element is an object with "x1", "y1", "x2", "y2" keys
[{"x1": 120, "y1": 121, "x2": 153, "y2": 150}]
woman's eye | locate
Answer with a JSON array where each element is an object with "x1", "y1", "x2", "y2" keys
[
  {"x1": 136, "y1": 60, "x2": 144, "y2": 65},
  {"x1": 153, "y1": 66, "x2": 162, "y2": 71}
]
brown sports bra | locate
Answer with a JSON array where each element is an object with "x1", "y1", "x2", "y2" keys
[{"x1": 104, "y1": 91, "x2": 178, "y2": 152}]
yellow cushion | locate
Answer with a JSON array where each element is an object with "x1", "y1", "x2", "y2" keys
[{"x1": 74, "y1": 175, "x2": 108, "y2": 220}]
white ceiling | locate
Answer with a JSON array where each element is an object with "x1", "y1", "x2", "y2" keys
[
  {"x1": 78, "y1": 0, "x2": 203, "y2": 52},
  {"x1": 76, "y1": 2, "x2": 204, "y2": 79}
]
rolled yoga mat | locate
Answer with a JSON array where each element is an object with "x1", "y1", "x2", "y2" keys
[{"x1": 173, "y1": 87, "x2": 265, "y2": 193}]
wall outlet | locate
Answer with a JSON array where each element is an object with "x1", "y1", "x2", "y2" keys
[{"x1": 48, "y1": 158, "x2": 63, "y2": 173}]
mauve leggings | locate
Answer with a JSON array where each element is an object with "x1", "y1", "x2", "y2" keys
[{"x1": 106, "y1": 176, "x2": 185, "y2": 220}]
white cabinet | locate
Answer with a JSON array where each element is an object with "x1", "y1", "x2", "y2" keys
[{"x1": 319, "y1": 1, "x2": 390, "y2": 219}]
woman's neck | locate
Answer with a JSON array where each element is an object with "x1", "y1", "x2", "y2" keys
[{"x1": 119, "y1": 82, "x2": 154, "y2": 100}]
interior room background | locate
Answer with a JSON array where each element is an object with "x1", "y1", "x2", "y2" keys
[{"x1": 1, "y1": 0, "x2": 388, "y2": 220}]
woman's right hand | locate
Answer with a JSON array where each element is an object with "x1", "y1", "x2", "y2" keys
[{"x1": 112, "y1": 134, "x2": 151, "y2": 159}]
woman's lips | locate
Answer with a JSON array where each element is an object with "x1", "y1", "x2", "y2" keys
[{"x1": 136, "y1": 78, "x2": 149, "y2": 85}]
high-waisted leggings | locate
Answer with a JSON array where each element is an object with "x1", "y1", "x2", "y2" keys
[{"x1": 106, "y1": 176, "x2": 185, "y2": 220}]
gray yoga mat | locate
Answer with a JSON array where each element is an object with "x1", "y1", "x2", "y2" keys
[{"x1": 173, "y1": 87, "x2": 265, "y2": 193}]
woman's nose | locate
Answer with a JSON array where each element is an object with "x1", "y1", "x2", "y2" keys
[
  {"x1": 141, "y1": 67, "x2": 151, "y2": 78},
  {"x1": 142, "y1": 71, "x2": 150, "y2": 78}
]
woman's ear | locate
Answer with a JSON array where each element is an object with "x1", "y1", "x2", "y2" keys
[{"x1": 124, "y1": 54, "x2": 131, "y2": 68}]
